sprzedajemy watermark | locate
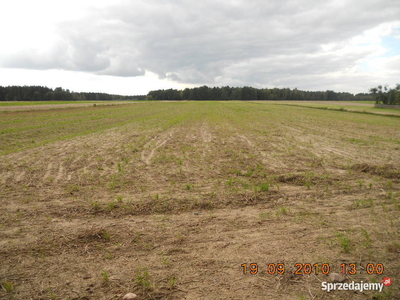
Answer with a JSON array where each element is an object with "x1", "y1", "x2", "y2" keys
[{"x1": 321, "y1": 277, "x2": 392, "y2": 293}]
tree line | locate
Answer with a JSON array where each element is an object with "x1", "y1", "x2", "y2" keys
[
  {"x1": 0, "y1": 86, "x2": 146, "y2": 101},
  {"x1": 370, "y1": 84, "x2": 400, "y2": 105},
  {"x1": 147, "y1": 86, "x2": 372, "y2": 101},
  {"x1": 5, "y1": 84, "x2": 399, "y2": 103}
]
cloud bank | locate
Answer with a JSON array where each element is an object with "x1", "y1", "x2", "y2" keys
[{"x1": 2, "y1": 0, "x2": 400, "y2": 93}]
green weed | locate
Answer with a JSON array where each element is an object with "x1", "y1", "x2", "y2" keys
[
  {"x1": 168, "y1": 275, "x2": 177, "y2": 289},
  {"x1": 67, "y1": 184, "x2": 79, "y2": 193},
  {"x1": 108, "y1": 182, "x2": 116, "y2": 190},
  {"x1": 135, "y1": 267, "x2": 153, "y2": 291},
  {"x1": 91, "y1": 201, "x2": 101, "y2": 211},
  {"x1": 259, "y1": 211, "x2": 271, "y2": 220},
  {"x1": 1, "y1": 281, "x2": 14, "y2": 293},
  {"x1": 101, "y1": 270, "x2": 110, "y2": 282},
  {"x1": 107, "y1": 202, "x2": 117, "y2": 210},
  {"x1": 305, "y1": 181, "x2": 311, "y2": 189},
  {"x1": 276, "y1": 206, "x2": 288, "y2": 217},
  {"x1": 162, "y1": 257, "x2": 170, "y2": 266},
  {"x1": 355, "y1": 198, "x2": 374, "y2": 208},
  {"x1": 361, "y1": 228, "x2": 372, "y2": 248},
  {"x1": 105, "y1": 252, "x2": 114, "y2": 260},
  {"x1": 358, "y1": 180, "x2": 364, "y2": 190},
  {"x1": 258, "y1": 183, "x2": 270, "y2": 192},
  {"x1": 98, "y1": 229, "x2": 111, "y2": 241},
  {"x1": 336, "y1": 232, "x2": 351, "y2": 253}
]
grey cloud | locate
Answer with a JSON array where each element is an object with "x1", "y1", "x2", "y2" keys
[
  {"x1": 3, "y1": 0, "x2": 400, "y2": 90},
  {"x1": 98, "y1": 55, "x2": 145, "y2": 77},
  {"x1": 4, "y1": 34, "x2": 111, "y2": 73},
  {"x1": 166, "y1": 73, "x2": 181, "y2": 81}
]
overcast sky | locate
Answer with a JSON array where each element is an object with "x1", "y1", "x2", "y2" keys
[{"x1": 1, "y1": 0, "x2": 399, "y2": 95}]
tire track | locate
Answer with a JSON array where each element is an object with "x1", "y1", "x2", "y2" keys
[
  {"x1": 15, "y1": 170, "x2": 26, "y2": 182},
  {"x1": 55, "y1": 163, "x2": 65, "y2": 183},
  {"x1": 43, "y1": 163, "x2": 53, "y2": 180},
  {"x1": 141, "y1": 131, "x2": 173, "y2": 165}
]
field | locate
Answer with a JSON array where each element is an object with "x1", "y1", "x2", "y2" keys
[
  {"x1": 267, "y1": 101, "x2": 400, "y2": 116},
  {"x1": 1, "y1": 101, "x2": 399, "y2": 300}
]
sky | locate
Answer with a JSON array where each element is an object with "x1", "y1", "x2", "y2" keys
[{"x1": 0, "y1": 0, "x2": 399, "y2": 95}]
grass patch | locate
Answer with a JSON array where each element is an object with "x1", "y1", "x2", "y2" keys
[
  {"x1": 336, "y1": 232, "x2": 351, "y2": 253},
  {"x1": 101, "y1": 270, "x2": 110, "y2": 283},
  {"x1": 135, "y1": 266, "x2": 153, "y2": 291},
  {"x1": 1, "y1": 281, "x2": 14, "y2": 293}
]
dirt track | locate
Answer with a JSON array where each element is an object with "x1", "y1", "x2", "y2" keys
[
  {"x1": 297, "y1": 101, "x2": 374, "y2": 107},
  {"x1": 0, "y1": 101, "x2": 138, "y2": 111}
]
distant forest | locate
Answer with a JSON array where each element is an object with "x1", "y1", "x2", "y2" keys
[
  {"x1": 147, "y1": 86, "x2": 372, "y2": 101},
  {"x1": 0, "y1": 84, "x2": 376, "y2": 102},
  {"x1": 0, "y1": 86, "x2": 146, "y2": 101}
]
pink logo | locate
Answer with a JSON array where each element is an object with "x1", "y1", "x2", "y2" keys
[{"x1": 382, "y1": 277, "x2": 392, "y2": 287}]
